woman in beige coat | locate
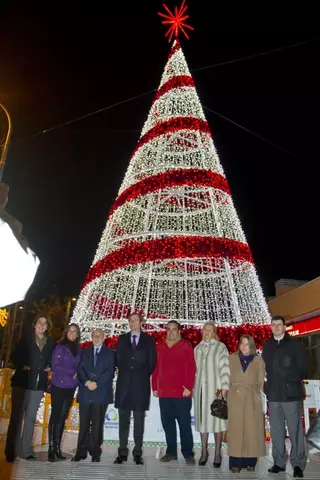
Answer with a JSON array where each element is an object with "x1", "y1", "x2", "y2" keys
[
  {"x1": 194, "y1": 322, "x2": 230, "y2": 467},
  {"x1": 227, "y1": 335, "x2": 266, "y2": 473}
]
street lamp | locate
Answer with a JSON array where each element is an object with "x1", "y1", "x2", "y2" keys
[
  {"x1": 65, "y1": 297, "x2": 77, "y2": 325},
  {"x1": 0, "y1": 104, "x2": 12, "y2": 182}
]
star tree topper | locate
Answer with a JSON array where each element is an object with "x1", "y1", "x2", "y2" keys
[{"x1": 158, "y1": 0, "x2": 194, "y2": 42}]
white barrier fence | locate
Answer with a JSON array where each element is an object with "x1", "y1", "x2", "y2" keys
[{"x1": 303, "y1": 380, "x2": 320, "y2": 432}]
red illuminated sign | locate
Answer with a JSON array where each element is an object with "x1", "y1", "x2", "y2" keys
[{"x1": 286, "y1": 316, "x2": 320, "y2": 337}]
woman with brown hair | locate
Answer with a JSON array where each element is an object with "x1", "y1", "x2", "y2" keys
[
  {"x1": 5, "y1": 314, "x2": 55, "y2": 462},
  {"x1": 193, "y1": 322, "x2": 230, "y2": 467},
  {"x1": 227, "y1": 334, "x2": 266, "y2": 473},
  {"x1": 48, "y1": 323, "x2": 81, "y2": 462}
]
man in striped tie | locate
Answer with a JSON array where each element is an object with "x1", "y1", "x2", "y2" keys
[{"x1": 72, "y1": 329, "x2": 115, "y2": 462}]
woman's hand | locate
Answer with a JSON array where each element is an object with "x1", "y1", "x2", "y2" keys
[
  {"x1": 221, "y1": 389, "x2": 228, "y2": 398},
  {"x1": 216, "y1": 389, "x2": 228, "y2": 399}
]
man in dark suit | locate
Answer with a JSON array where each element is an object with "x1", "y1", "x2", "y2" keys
[
  {"x1": 72, "y1": 328, "x2": 115, "y2": 463},
  {"x1": 114, "y1": 313, "x2": 157, "y2": 465}
]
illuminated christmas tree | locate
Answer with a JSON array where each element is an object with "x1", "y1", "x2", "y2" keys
[{"x1": 72, "y1": 3, "x2": 270, "y2": 340}]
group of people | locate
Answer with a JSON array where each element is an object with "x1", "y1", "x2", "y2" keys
[{"x1": 4, "y1": 313, "x2": 308, "y2": 477}]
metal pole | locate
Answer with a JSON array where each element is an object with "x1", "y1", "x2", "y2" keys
[
  {"x1": 0, "y1": 104, "x2": 12, "y2": 182},
  {"x1": 65, "y1": 298, "x2": 76, "y2": 327},
  {"x1": 0, "y1": 306, "x2": 10, "y2": 367},
  {"x1": 65, "y1": 299, "x2": 71, "y2": 327},
  {"x1": 5, "y1": 303, "x2": 18, "y2": 367}
]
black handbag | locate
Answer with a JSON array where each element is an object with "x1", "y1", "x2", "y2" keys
[
  {"x1": 306, "y1": 412, "x2": 320, "y2": 450},
  {"x1": 210, "y1": 396, "x2": 228, "y2": 420}
]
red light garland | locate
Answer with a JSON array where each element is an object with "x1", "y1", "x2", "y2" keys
[
  {"x1": 153, "y1": 75, "x2": 195, "y2": 103},
  {"x1": 81, "y1": 324, "x2": 272, "y2": 353},
  {"x1": 108, "y1": 168, "x2": 230, "y2": 218},
  {"x1": 167, "y1": 38, "x2": 181, "y2": 60},
  {"x1": 83, "y1": 236, "x2": 253, "y2": 288},
  {"x1": 131, "y1": 116, "x2": 211, "y2": 160}
]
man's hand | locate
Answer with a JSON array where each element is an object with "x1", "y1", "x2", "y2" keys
[
  {"x1": 85, "y1": 380, "x2": 97, "y2": 390},
  {"x1": 153, "y1": 390, "x2": 158, "y2": 397},
  {"x1": 73, "y1": 373, "x2": 77, "y2": 379},
  {"x1": 44, "y1": 367, "x2": 51, "y2": 372},
  {"x1": 22, "y1": 365, "x2": 31, "y2": 371},
  {"x1": 182, "y1": 386, "x2": 191, "y2": 397}
]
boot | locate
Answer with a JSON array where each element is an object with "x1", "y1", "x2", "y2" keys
[
  {"x1": 54, "y1": 424, "x2": 66, "y2": 460},
  {"x1": 48, "y1": 424, "x2": 57, "y2": 462}
]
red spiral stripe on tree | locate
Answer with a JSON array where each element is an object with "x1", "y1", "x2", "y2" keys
[
  {"x1": 153, "y1": 75, "x2": 195, "y2": 103},
  {"x1": 83, "y1": 236, "x2": 253, "y2": 288},
  {"x1": 131, "y1": 116, "x2": 211, "y2": 159},
  {"x1": 167, "y1": 39, "x2": 181, "y2": 59},
  {"x1": 108, "y1": 168, "x2": 230, "y2": 218}
]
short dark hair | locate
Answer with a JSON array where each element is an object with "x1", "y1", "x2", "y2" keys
[
  {"x1": 271, "y1": 315, "x2": 285, "y2": 325},
  {"x1": 167, "y1": 320, "x2": 181, "y2": 330},
  {"x1": 32, "y1": 314, "x2": 52, "y2": 332},
  {"x1": 128, "y1": 312, "x2": 144, "y2": 323}
]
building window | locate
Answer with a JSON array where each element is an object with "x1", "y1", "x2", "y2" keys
[{"x1": 297, "y1": 334, "x2": 320, "y2": 379}]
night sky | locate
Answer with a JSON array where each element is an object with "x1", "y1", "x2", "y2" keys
[{"x1": 1, "y1": 3, "x2": 319, "y2": 300}]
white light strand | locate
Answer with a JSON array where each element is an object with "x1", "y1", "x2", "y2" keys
[{"x1": 71, "y1": 41, "x2": 270, "y2": 339}]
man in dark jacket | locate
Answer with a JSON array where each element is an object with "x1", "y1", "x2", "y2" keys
[
  {"x1": 114, "y1": 313, "x2": 157, "y2": 465},
  {"x1": 72, "y1": 328, "x2": 115, "y2": 463},
  {"x1": 263, "y1": 315, "x2": 308, "y2": 478}
]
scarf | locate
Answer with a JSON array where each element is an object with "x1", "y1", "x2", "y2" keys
[
  {"x1": 238, "y1": 351, "x2": 254, "y2": 372},
  {"x1": 35, "y1": 334, "x2": 47, "y2": 351},
  {"x1": 65, "y1": 339, "x2": 79, "y2": 357}
]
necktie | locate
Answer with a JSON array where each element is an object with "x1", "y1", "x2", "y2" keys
[
  {"x1": 132, "y1": 335, "x2": 137, "y2": 349},
  {"x1": 94, "y1": 348, "x2": 99, "y2": 367}
]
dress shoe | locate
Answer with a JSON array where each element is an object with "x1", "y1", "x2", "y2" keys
[
  {"x1": 198, "y1": 451, "x2": 208, "y2": 466},
  {"x1": 213, "y1": 453, "x2": 221, "y2": 468},
  {"x1": 293, "y1": 466, "x2": 304, "y2": 478},
  {"x1": 160, "y1": 454, "x2": 177, "y2": 462},
  {"x1": 114, "y1": 455, "x2": 127, "y2": 464},
  {"x1": 5, "y1": 455, "x2": 15, "y2": 463},
  {"x1": 54, "y1": 448, "x2": 66, "y2": 461},
  {"x1": 134, "y1": 456, "x2": 144, "y2": 465},
  {"x1": 92, "y1": 457, "x2": 101, "y2": 463},
  {"x1": 231, "y1": 467, "x2": 241, "y2": 473},
  {"x1": 25, "y1": 455, "x2": 36, "y2": 461},
  {"x1": 185, "y1": 456, "x2": 195, "y2": 465},
  {"x1": 268, "y1": 465, "x2": 286, "y2": 473},
  {"x1": 71, "y1": 454, "x2": 87, "y2": 461}
]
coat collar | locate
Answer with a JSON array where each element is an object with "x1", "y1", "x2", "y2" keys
[
  {"x1": 126, "y1": 330, "x2": 145, "y2": 348},
  {"x1": 199, "y1": 338, "x2": 217, "y2": 346},
  {"x1": 90, "y1": 343, "x2": 105, "y2": 368}
]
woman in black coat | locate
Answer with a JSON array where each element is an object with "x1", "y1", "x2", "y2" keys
[{"x1": 5, "y1": 314, "x2": 55, "y2": 462}]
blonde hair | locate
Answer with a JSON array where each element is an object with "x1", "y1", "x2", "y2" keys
[
  {"x1": 238, "y1": 334, "x2": 257, "y2": 356},
  {"x1": 203, "y1": 322, "x2": 217, "y2": 337}
]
